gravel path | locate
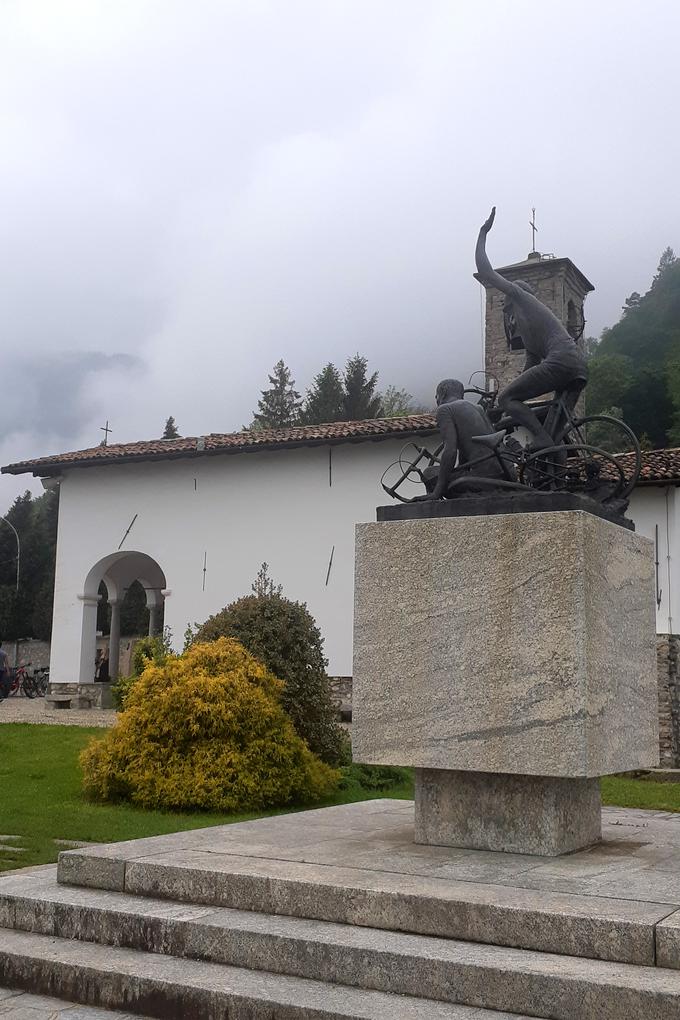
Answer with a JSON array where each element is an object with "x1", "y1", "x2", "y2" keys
[{"x1": 0, "y1": 697, "x2": 116, "y2": 728}]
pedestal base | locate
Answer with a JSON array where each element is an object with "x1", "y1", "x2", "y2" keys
[{"x1": 414, "y1": 768, "x2": 602, "y2": 856}]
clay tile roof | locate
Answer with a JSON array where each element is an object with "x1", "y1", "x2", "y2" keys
[
  {"x1": 620, "y1": 447, "x2": 680, "y2": 484},
  {"x1": 0, "y1": 415, "x2": 439, "y2": 476},
  {"x1": 4, "y1": 420, "x2": 680, "y2": 487}
]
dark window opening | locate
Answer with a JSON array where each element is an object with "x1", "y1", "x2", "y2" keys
[{"x1": 504, "y1": 309, "x2": 525, "y2": 350}]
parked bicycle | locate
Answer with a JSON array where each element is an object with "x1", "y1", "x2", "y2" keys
[
  {"x1": 381, "y1": 372, "x2": 641, "y2": 508},
  {"x1": 8, "y1": 663, "x2": 38, "y2": 698},
  {"x1": 32, "y1": 667, "x2": 50, "y2": 697}
]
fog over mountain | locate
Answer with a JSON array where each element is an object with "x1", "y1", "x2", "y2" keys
[{"x1": 2, "y1": 0, "x2": 679, "y2": 500}]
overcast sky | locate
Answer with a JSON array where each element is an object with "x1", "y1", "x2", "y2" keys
[{"x1": 1, "y1": 0, "x2": 679, "y2": 503}]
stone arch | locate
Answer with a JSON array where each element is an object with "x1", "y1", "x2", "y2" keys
[{"x1": 78, "y1": 551, "x2": 167, "y2": 685}]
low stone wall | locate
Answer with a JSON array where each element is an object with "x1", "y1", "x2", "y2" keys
[
  {"x1": 328, "y1": 676, "x2": 352, "y2": 721},
  {"x1": 657, "y1": 634, "x2": 680, "y2": 767},
  {"x1": 5, "y1": 638, "x2": 51, "y2": 670}
]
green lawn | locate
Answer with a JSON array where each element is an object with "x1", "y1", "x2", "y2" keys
[
  {"x1": 601, "y1": 774, "x2": 680, "y2": 812},
  {"x1": 0, "y1": 724, "x2": 413, "y2": 873},
  {"x1": 1, "y1": 724, "x2": 677, "y2": 875}
]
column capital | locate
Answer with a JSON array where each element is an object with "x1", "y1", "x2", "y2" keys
[{"x1": 77, "y1": 593, "x2": 101, "y2": 607}]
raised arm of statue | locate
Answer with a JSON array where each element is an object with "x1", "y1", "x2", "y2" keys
[{"x1": 475, "y1": 206, "x2": 517, "y2": 298}]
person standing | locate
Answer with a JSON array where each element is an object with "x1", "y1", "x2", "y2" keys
[{"x1": 0, "y1": 639, "x2": 12, "y2": 701}]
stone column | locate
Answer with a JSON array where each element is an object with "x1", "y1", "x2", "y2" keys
[
  {"x1": 108, "y1": 599, "x2": 121, "y2": 682},
  {"x1": 77, "y1": 594, "x2": 100, "y2": 686},
  {"x1": 353, "y1": 503, "x2": 659, "y2": 856},
  {"x1": 148, "y1": 603, "x2": 162, "y2": 637}
]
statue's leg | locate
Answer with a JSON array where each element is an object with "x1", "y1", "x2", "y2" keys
[
  {"x1": 498, "y1": 365, "x2": 566, "y2": 449},
  {"x1": 421, "y1": 465, "x2": 439, "y2": 493}
]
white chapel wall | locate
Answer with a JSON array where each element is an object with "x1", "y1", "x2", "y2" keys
[
  {"x1": 628, "y1": 485, "x2": 680, "y2": 635},
  {"x1": 49, "y1": 437, "x2": 420, "y2": 684}
]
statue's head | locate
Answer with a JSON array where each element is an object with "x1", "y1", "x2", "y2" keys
[
  {"x1": 515, "y1": 280, "x2": 535, "y2": 295},
  {"x1": 504, "y1": 279, "x2": 535, "y2": 313},
  {"x1": 435, "y1": 379, "x2": 464, "y2": 405}
]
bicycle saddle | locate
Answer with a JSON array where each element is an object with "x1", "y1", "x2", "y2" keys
[{"x1": 471, "y1": 430, "x2": 507, "y2": 450}]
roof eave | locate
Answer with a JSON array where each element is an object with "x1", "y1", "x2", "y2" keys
[{"x1": 2, "y1": 426, "x2": 440, "y2": 477}]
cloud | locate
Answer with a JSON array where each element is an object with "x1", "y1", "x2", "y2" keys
[
  {"x1": 0, "y1": 351, "x2": 143, "y2": 443},
  {"x1": 0, "y1": 0, "x2": 679, "y2": 505}
]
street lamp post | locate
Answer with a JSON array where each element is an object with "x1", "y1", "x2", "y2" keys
[{"x1": 0, "y1": 516, "x2": 20, "y2": 592}]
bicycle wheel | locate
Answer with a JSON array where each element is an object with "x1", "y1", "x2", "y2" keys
[
  {"x1": 22, "y1": 676, "x2": 38, "y2": 699},
  {"x1": 561, "y1": 415, "x2": 641, "y2": 500},
  {"x1": 520, "y1": 443, "x2": 628, "y2": 503}
]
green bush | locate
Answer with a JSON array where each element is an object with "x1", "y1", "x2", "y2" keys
[
  {"x1": 81, "y1": 637, "x2": 340, "y2": 812},
  {"x1": 339, "y1": 764, "x2": 413, "y2": 795},
  {"x1": 193, "y1": 569, "x2": 349, "y2": 766}
]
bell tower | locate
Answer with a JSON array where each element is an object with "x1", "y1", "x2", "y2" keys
[{"x1": 479, "y1": 251, "x2": 594, "y2": 392}]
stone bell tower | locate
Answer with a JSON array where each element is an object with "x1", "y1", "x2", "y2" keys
[{"x1": 480, "y1": 250, "x2": 594, "y2": 392}]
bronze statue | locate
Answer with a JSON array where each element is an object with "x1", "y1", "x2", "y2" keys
[
  {"x1": 415, "y1": 379, "x2": 505, "y2": 500},
  {"x1": 475, "y1": 207, "x2": 588, "y2": 450}
]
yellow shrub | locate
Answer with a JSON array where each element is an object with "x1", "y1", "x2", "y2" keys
[{"x1": 80, "y1": 637, "x2": 340, "y2": 812}]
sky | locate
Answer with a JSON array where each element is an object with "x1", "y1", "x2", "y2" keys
[{"x1": 1, "y1": 0, "x2": 679, "y2": 504}]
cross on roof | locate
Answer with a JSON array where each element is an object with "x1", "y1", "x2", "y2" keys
[
  {"x1": 529, "y1": 208, "x2": 539, "y2": 254},
  {"x1": 100, "y1": 420, "x2": 112, "y2": 446}
]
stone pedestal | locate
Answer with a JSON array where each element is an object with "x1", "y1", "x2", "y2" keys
[
  {"x1": 353, "y1": 507, "x2": 659, "y2": 855},
  {"x1": 415, "y1": 769, "x2": 602, "y2": 855}
]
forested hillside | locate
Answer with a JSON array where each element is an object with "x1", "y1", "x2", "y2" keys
[
  {"x1": 586, "y1": 248, "x2": 680, "y2": 448},
  {"x1": 0, "y1": 490, "x2": 58, "y2": 640}
]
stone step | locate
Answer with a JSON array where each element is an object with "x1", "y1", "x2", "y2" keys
[
  {"x1": 3, "y1": 871, "x2": 680, "y2": 1018},
  {"x1": 0, "y1": 927, "x2": 537, "y2": 1020},
  {"x1": 57, "y1": 842, "x2": 679, "y2": 966},
  {"x1": 0, "y1": 985, "x2": 139, "y2": 1018}
]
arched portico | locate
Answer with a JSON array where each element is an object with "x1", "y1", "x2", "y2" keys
[{"x1": 78, "y1": 551, "x2": 167, "y2": 685}]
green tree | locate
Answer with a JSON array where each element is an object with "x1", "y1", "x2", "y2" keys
[
  {"x1": 251, "y1": 359, "x2": 302, "y2": 429},
  {"x1": 586, "y1": 353, "x2": 634, "y2": 415},
  {"x1": 162, "y1": 416, "x2": 180, "y2": 439},
  {"x1": 622, "y1": 292, "x2": 641, "y2": 315},
  {"x1": 0, "y1": 489, "x2": 58, "y2": 640},
  {"x1": 586, "y1": 247, "x2": 680, "y2": 447},
  {"x1": 342, "y1": 354, "x2": 382, "y2": 420},
  {"x1": 378, "y1": 385, "x2": 425, "y2": 417},
  {"x1": 652, "y1": 247, "x2": 678, "y2": 288},
  {"x1": 582, "y1": 336, "x2": 600, "y2": 360},
  {"x1": 301, "y1": 363, "x2": 345, "y2": 424},
  {"x1": 193, "y1": 565, "x2": 349, "y2": 765}
]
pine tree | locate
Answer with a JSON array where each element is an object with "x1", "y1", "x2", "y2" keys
[
  {"x1": 342, "y1": 354, "x2": 383, "y2": 420},
  {"x1": 652, "y1": 247, "x2": 678, "y2": 288},
  {"x1": 162, "y1": 416, "x2": 180, "y2": 439},
  {"x1": 251, "y1": 360, "x2": 302, "y2": 429},
  {"x1": 301, "y1": 363, "x2": 345, "y2": 424}
]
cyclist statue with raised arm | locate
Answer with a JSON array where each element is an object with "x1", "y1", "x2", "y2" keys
[{"x1": 475, "y1": 207, "x2": 588, "y2": 450}]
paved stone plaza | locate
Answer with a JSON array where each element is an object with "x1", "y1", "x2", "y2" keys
[
  {"x1": 54, "y1": 799, "x2": 680, "y2": 925},
  {"x1": 2, "y1": 800, "x2": 680, "y2": 1016}
]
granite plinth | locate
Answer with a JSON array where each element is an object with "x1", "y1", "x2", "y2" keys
[
  {"x1": 352, "y1": 509, "x2": 658, "y2": 778},
  {"x1": 415, "y1": 769, "x2": 602, "y2": 856},
  {"x1": 377, "y1": 491, "x2": 634, "y2": 530}
]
